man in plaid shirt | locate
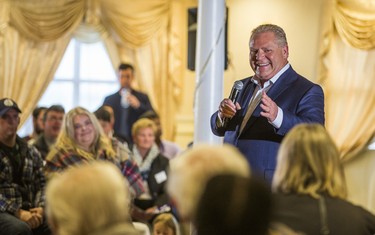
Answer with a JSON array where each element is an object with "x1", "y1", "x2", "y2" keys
[{"x1": 0, "y1": 98, "x2": 51, "y2": 235}]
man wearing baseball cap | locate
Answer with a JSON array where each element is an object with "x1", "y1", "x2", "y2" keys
[{"x1": 0, "y1": 98, "x2": 51, "y2": 234}]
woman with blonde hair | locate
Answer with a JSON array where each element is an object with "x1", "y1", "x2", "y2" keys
[
  {"x1": 272, "y1": 123, "x2": 375, "y2": 235},
  {"x1": 130, "y1": 118, "x2": 170, "y2": 222},
  {"x1": 45, "y1": 107, "x2": 118, "y2": 175},
  {"x1": 46, "y1": 161, "x2": 138, "y2": 235}
]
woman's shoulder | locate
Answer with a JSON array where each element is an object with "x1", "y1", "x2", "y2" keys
[{"x1": 155, "y1": 153, "x2": 169, "y2": 163}]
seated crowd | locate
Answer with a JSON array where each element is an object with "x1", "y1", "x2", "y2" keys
[{"x1": 1, "y1": 97, "x2": 375, "y2": 235}]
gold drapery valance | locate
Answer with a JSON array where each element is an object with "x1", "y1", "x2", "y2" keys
[
  {"x1": 333, "y1": 0, "x2": 375, "y2": 50},
  {"x1": 0, "y1": 0, "x2": 183, "y2": 140}
]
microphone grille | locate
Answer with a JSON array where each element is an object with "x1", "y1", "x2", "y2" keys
[{"x1": 234, "y1": 81, "x2": 244, "y2": 90}]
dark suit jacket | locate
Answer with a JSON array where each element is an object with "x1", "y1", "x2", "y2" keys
[
  {"x1": 103, "y1": 89, "x2": 153, "y2": 143},
  {"x1": 210, "y1": 66, "x2": 325, "y2": 182}
]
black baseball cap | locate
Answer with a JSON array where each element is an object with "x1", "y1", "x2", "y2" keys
[{"x1": 0, "y1": 98, "x2": 22, "y2": 116}]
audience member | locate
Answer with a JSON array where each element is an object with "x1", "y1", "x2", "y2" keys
[
  {"x1": 23, "y1": 106, "x2": 47, "y2": 144},
  {"x1": 33, "y1": 105, "x2": 65, "y2": 160},
  {"x1": 130, "y1": 118, "x2": 170, "y2": 222},
  {"x1": 0, "y1": 98, "x2": 51, "y2": 235},
  {"x1": 94, "y1": 105, "x2": 145, "y2": 197},
  {"x1": 195, "y1": 174, "x2": 272, "y2": 235},
  {"x1": 272, "y1": 123, "x2": 375, "y2": 235},
  {"x1": 140, "y1": 110, "x2": 182, "y2": 160},
  {"x1": 210, "y1": 24, "x2": 325, "y2": 182},
  {"x1": 103, "y1": 63, "x2": 154, "y2": 143},
  {"x1": 152, "y1": 213, "x2": 180, "y2": 235},
  {"x1": 44, "y1": 106, "x2": 119, "y2": 177},
  {"x1": 45, "y1": 161, "x2": 138, "y2": 235},
  {"x1": 167, "y1": 144, "x2": 250, "y2": 223}
]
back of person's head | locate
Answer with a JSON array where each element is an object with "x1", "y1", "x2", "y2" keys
[
  {"x1": 94, "y1": 106, "x2": 113, "y2": 123},
  {"x1": 167, "y1": 144, "x2": 250, "y2": 220},
  {"x1": 272, "y1": 123, "x2": 347, "y2": 199},
  {"x1": 195, "y1": 174, "x2": 272, "y2": 235},
  {"x1": 94, "y1": 106, "x2": 116, "y2": 137},
  {"x1": 46, "y1": 161, "x2": 134, "y2": 235},
  {"x1": 152, "y1": 213, "x2": 178, "y2": 235}
]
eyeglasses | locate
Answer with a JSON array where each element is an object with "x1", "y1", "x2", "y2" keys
[{"x1": 47, "y1": 116, "x2": 63, "y2": 122}]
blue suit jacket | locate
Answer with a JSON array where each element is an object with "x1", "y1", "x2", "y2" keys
[
  {"x1": 210, "y1": 66, "x2": 325, "y2": 182},
  {"x1": 103, "y1": 89, "x2": 153, "y2": 143}
]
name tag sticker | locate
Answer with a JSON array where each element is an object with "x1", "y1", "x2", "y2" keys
[{"x1": 154, "y1": 171, "x2": 167, "y2": 184}]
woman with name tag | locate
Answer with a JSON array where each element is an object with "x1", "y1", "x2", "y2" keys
[{"x1": 129, "y1": 118, "x2": 171, "y2": 222}]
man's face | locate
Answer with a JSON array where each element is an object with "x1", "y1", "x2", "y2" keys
[
  {"x1": 44, "y1": 111, "x2": 64, "y2": 140},
  {"x1": 119, "y1": 68, "x2": 134, "y2": 89},
  {"x1": 0, "y1": 109, "x2": 20, "y2": 142},
  {"x1": 98, "y1": 120, "x2": 112, "y2": 137},
  {"x1": 34, "y1": 109, "x2": 45, "y2": 134},
  {"x1": 249, "y1": 31, "x2": 288, "y2": 85}
]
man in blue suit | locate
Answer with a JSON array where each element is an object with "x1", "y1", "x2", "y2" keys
[
  {"x1": 103, "y1": 63, "x2": 153, "y2": 144},
  {"x1": 210, "y1": 24, "x2": 325, "y2": 182}
]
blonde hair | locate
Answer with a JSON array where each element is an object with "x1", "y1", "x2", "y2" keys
[
  {"x1": 45, "y1": 161, "x2": 131, "y2": 235},
  {"x1": 167, "y1": 144, "x2": 251, "y2": 220},
  {"x1": 51, "y1": 106, "x2": 115, "y2": 159},
  {"x1": 272, "y1": 124, "x2": 347, "y2": 199},
  {"x1": 131, "y1": 118, "x2": 157, "y2": 137},
  {"x1": 152, "y1": 213, "x2": 178, "y2": 235}
]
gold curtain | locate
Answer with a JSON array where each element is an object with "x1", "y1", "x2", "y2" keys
[
  {"x1": 318, "y1": 0, "x2": 375, "y2": 161},
  {"x1": 0, "y1": 0, "x2": 75, "y2": 126},
  {"x1": 0, "y1": 0, "x2": 183, "y2": 140}
]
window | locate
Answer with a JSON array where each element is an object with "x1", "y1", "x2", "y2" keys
[
  {"x1": 18, "y1": 38, "x2": 119, "y2": 136},
  {"x1": 369, "y1": 139, "x2": 375, "y2": 150}
]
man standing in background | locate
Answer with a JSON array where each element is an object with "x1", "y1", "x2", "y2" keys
[{"x1": 103, "y1": 63, "x2": 153, "y2": 144}]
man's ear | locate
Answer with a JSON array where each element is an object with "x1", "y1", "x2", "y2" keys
[{"x1": 282, "y1": 45, "x2": 289, "y2": 59}]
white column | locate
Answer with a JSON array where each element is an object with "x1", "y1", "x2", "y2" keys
[{"x1": 193, "y1": 0, "x2": 226, "y2": 145}]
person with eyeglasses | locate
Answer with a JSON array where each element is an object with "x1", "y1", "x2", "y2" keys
[
  {"x1": 44, "y1": 107, "x2": 119, "y2": 178},
  {"x1": 33, "y1": 105, "x2": 65, "y2": 160}
]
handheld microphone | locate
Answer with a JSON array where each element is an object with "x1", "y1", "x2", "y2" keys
[{"x1": 222, "y1": 81, "x2": 243, "y2": 126}]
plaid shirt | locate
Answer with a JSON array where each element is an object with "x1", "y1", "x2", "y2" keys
[
  {"x1": 121, "y1": 159, "x2": 145, "y2": 197},
  {"x1": 0, "y1": 136, "x2": 46, "y2": 215},
  {"x1": 44, "y1": 146, "x2": 119, "y2": 175},
  {"x1": 45, "y1": 140, "x2": 145, "y2": 198},
  {"x1": 111, "y1": 137, "x2": 145, "y2": 197}
]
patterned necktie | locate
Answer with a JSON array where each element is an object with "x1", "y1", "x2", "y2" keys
[{"x1": 239, "y1": 83, "x2": 272, "y2": 135}]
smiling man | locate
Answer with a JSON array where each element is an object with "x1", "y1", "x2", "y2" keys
[{"x1": 210, "y1": 24, "x2": 325, "y2": 183}]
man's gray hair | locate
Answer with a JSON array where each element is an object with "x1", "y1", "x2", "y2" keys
[{"x1": 250, "y1": 24, "x2": 288, "y2": 47}]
